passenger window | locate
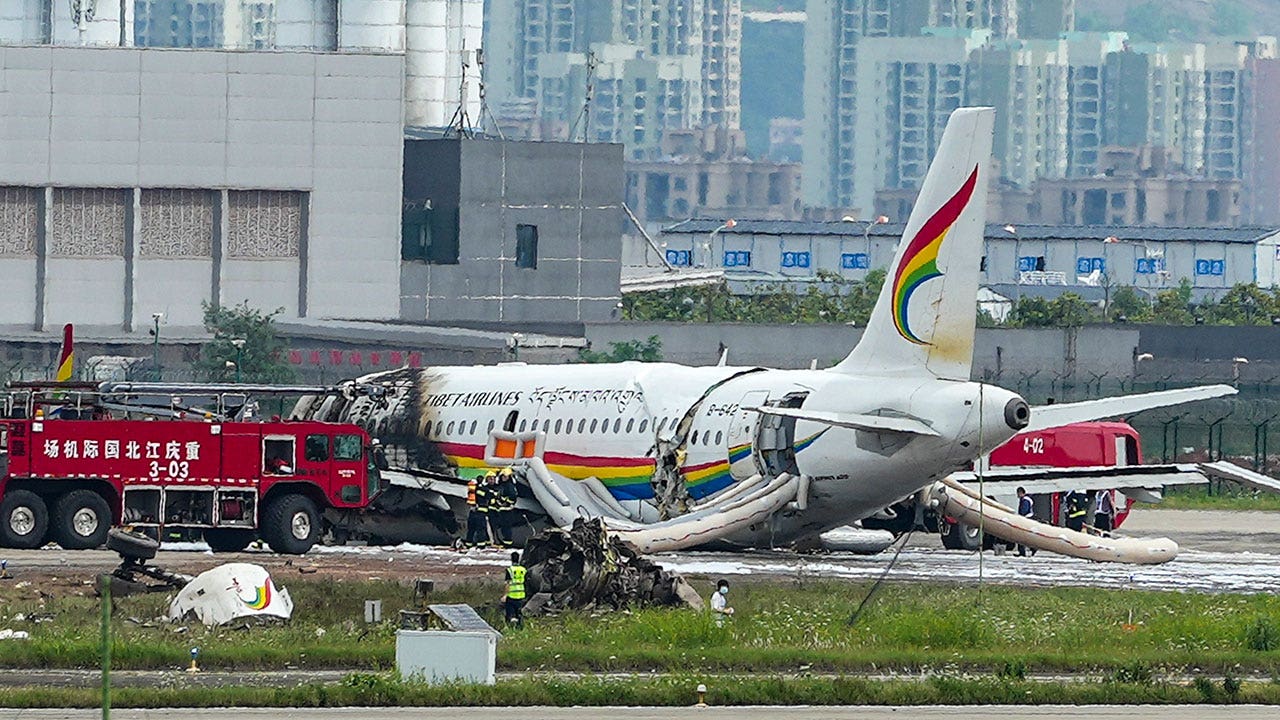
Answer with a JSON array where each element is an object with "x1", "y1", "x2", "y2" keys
[
  {"x1": 691, "y1": 431, "x2": 699, "y2": 445},
  {"x1": 504, "y1": 410, "x2": 519, "y2": 432},
  {"x1": 334, "y1": 434, "x2": 362, "y2": 461},
  {"x1": 600, "y1": 420, "x2": 609, "y2": 435},
  {"x1": 554, "y1": 419, "x2": 563, "y2": 433},
  {"x1": 590, "y1": 419, "x2": 598, "y2": 433},
  {"x1": 626, "y1": 418, "x2": 635, "y2": 433},
  {"x1": 639, "y1": 419, "x2": 649, "y2": 433},
  {"x1": 424, "y1": 420, "x2": 433, "y2": 437},
  {"x1": 658, "y1": 418, "x2": 668, "y2": 433},
  {"x1": 613, "y1": 418, "x2": 622, "y2": 433},
  {"x1": 577, "y1": 419, "x2": 586, "y2": 433},
  {"x1": 487, "y1": 419, "x2": 496, "y2": 433},
  {"x1": 304, "y1": 434, "x2": 329, "y2": 462},
  {"x1": 469, "y1": 420, "x2": 478, "y2": 435},
  {"x1": 446, "y1": 421, "x2": 456, "y2": 435},
  {"x1": 542, "y1": 419, "x2": 551, "y2": 432},
  {"x1": 518, "y1": 419, "x2": 527, "y2": 432},
  {"x1": 715, "y1": 431, "x2": 723, "y2": 445}
]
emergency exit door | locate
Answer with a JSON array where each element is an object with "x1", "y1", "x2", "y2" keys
[{"x1": 726, "y1": 390, "x2": 769, "y2": 481}]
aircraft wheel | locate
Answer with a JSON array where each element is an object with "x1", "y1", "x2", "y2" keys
[{"x1": 941, "y1": 521, "x2": 982, "y2": 551}]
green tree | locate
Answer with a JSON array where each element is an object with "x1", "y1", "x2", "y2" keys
[
  {"x1": 194, "y1": 301, "x2": 295, "y2": 383},
  {"x1": 1007, "y1": 293, "x2": 1099, "y2": 327},
  {"x1": 1205, "y1": 283, "x2": 1275, "y2": 325},
  {"x1": 579, "y1": 336, "x2": 663, "y2": 363},
  {"x1": 1151, "y1": 278, "x2": 1196, "y2": 325},
  {"x1": 1109, "y1": 286, "x2": 1153, "y2": 322}
]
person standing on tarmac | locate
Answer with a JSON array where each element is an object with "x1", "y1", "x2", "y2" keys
[
  {"x1": 504, "y1": 551, "x2": 527, "y2": 627},
  {"x1": 464, "y1": 473, "x2": 488, "y2": 548},
  {"x1": 483, "y1": 472, "x2": 505, "y2": 547},
  {"x1": 1094, "y1": 489, "x2": 1116, "y2": 536},
  {"x1": 1064, "y1": 489, "x2": 1088, "y2": 533},
  {"x1": 496, "y1": 467, "x2": 518, "y2": 547},
  {"x1": 473, "y1": 472, "x2": 495, "y2": 548},
  {"x1": 1015, "y1": 486, "x2": 1037, "y2": 557}
]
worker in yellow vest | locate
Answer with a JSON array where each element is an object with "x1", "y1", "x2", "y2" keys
[{"x1": 504, "y1": 551, "x2": 527, "y2": 627}]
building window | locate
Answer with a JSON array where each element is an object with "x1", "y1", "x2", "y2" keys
[
  {"x1": 49, "y1": 189, "x2": 128, "y2": 257},
  {"x1": 516, "y1": 224, "x2": 539, "y2": 269},
  {"x1": 1076, "y1": 257, "x2": 1105, "y2": 274},
  {"x1": 1018, "y1": 256, "x2": 1046, "y2": 272},
  {"x1": 401, "y1": 199, "x2": 431, "y2": 261},
  {"x1": 138, "y1": 189, "x2": 214, "y2": 258},
  {"x1": 781, "y1": 251, "x2": 810, "y2": 269},
  {"x1": 1135, "y1": 258, "x2": 1165, "y2": 275},
  {"x1": 723, "y1": 250, "x2": 751, "y2": 267},
  {"x1": 227, "y1": 190, "x2": 304, "y2": 259},
  {"x1": 665, "y1": 249, "x2": 692, "y2": 267},
  {"x1": 135, "y1": 1, "x2": 225, "y2": 48},
  {"x1": 1195, "y1": 259, "x2": 1226, "y2": 276},
  {"x1": 402, "y1": 199, "x2": 458, "y2": 265},
  {"x1": 841, "y1": 253, "x2": 870, "y2": 270},
  {"x1": 0, "y1": 187, "x2": 40, "y2": 257}
]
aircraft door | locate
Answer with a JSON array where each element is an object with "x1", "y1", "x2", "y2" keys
[
  {"x1": 756, "y1": 392, "x2": 807, "y2": 478},
  {"x1": 727, "y1": 391, "x2": 769, "y2": 481}
]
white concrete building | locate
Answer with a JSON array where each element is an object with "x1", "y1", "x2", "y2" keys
[{"x1": 0, "y1": 45, "x2": 404, "y2": 332}]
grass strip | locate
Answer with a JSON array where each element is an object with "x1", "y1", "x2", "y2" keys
[
  {"x1": 1155, "y1": 485, "x2": 1280, "y2": 511},
  {"x1": 0, "y1": 674, "x2": 1277, "y2": 708},
  {"x1": 4, "y1": 578, "x2": 1280, "y2": 674}
]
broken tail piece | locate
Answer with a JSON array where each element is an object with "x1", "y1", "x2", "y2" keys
[{"x1": 834, "y1": 107, "x2": 995, "y2": 381}]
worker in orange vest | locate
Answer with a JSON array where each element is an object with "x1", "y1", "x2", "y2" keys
[{"x1": 465, "y1": 472, "x2": 490, "y2": 548}]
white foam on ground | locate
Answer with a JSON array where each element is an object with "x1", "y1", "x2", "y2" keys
[{"x1": 298, "y1": 543, "x2": 1280, "y2": 594}]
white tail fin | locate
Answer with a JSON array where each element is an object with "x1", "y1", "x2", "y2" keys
[{"x1": 834, "y1": 107, "x2": 994, "y2": 380}]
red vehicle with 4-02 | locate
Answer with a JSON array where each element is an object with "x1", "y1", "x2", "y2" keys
[{"x1": 0, "y1": 414, "x2": 381, "y2": 553}]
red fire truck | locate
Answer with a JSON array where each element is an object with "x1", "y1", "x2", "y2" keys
[
  {"x1": 864, "y1": 421, "x2": 1145, "y2": 549},
  {"x1": 0, "y1": 394, "x2": 381, "y2": 554}
]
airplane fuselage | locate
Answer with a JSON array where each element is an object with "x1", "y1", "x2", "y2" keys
[{"x1": 312, "y1": 361, "x2": 1025, "y2": 546}]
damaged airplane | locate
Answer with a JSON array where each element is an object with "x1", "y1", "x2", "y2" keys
[{"x1": 292, "y1": 108, "x2": 1235, "y2": 562}]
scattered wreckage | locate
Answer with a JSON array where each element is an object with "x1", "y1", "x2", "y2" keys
[
  {"x1": 520, "y1": 518, "x2": 702, "y2": 616},
  {"x1": 99, "y1": 529, "x2": 293, "y2": 626}
]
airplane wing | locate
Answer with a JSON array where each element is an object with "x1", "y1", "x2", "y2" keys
[
  {"x1": 745, "y1": 406, "x2": 940, "y2": 436},
  {"x1": 948, "y1": 463, "x2": 1207, "y2": 497},
  {"x1": 1024, "y1": 385, "x2": 1237, "y2": 433}
]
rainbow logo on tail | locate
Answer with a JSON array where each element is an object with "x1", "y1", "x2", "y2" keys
[
  {"x1": 891, "y1": 167, "x2": 979, "y2": 345},
  {"x1": 243, "y1": 581, "x2": 272, "y2": 610},
  {"x1": 55, "y1": 324, "x2": 73, "y2": 382}
]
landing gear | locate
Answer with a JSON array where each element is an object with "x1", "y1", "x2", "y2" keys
[{"x1": 940, "y1": 520, "x2": 982, "y2": 551}]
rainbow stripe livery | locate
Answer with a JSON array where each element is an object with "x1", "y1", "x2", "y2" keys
[
  {"x1": 890, "y1": 167, "x2": 979, "y2": 345},
  {"x1": 244, "y1": 582, "x2": 272, "y2": 610}
]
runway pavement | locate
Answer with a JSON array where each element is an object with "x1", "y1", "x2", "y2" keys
[{"x1": 2, "y1": 706, "x2": 1277, "y2": 720}]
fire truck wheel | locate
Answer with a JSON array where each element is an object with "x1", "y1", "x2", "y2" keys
[
  {"x1": 51, "y1": 490, "x2": 112, "y2": 550},
  {"x1": 0, "y1": 490, "x2": 49, "y2": 549},
  {"x1": 204, "y1": 528, "x2": 256, "y2": 553},
  {"x1": 261, "y1": 494, "x2": 320, "y2": 555}
]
